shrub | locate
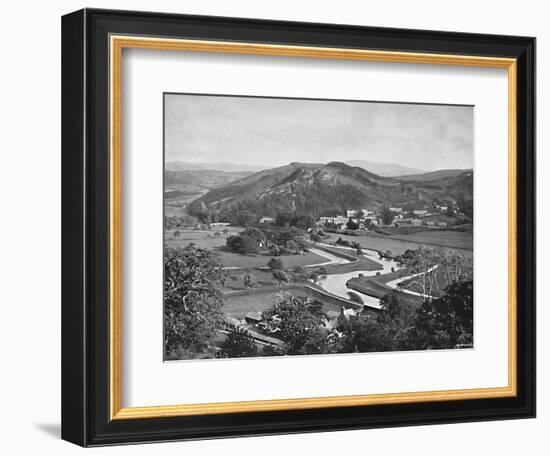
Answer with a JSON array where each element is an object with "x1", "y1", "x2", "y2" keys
[
  {"x1": 272, "y1": 269, "x2": 289, "y2": 286},
  {"x1": 267, "y1": 257, "x2": 284, "y2": 271},
  {"x1": 318, "y1": 266, "x2": 328, "y2": 275}
]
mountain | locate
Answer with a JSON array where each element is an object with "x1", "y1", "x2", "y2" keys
[
  {"x1": 396, "y1": 168, "x2": 473, "y2": 181},
  {"x1": 345, "y1": 159, "x2": 426, "y2": 177},
  {"x1": 165, "y1": 169, "x2": 253, "y2": 204},
  {"x1": 188, "y1": 162, "x2": 473, "y2": 219},
  {"x1": 166, "y1": 161, "x2": 268, "y2": 173}
]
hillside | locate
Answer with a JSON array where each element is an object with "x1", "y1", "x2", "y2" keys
[
  {"x1": 346, "y1": 159, "x2": 425, "y2": 177},
  {"x1": 166, "y1": 161, "x2": 267, "y2": 173},
  {"x1": 165, "y1": 169, "x2": 252, "y2": 203},
  {"x1": 188, "y1": 162, "x2": 473, "y2": 219},
  {"x1": 396, "y1": 168, "x2": 473, "y2": 181}
]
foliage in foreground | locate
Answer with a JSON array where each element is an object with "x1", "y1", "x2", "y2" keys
[
  {"x1": 164, "y1": 245, "x2": 226, "y2": 360},
  {"x1": 218, "y1": 327, "x2": 258, "y2": 358}
]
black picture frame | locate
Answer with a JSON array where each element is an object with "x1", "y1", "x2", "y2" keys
[{"x1": 62, "y1": 8, "x2": 536, "y2": 447}]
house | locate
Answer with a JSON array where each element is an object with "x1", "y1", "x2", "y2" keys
[
  {"x1": 426, "y1": 221, "x2": 436, "y2": 226},
  {"x1": 439, "y1": 206, "x2": 448, "y2": 212},
  {"x1": 346, "y1": 210, "x2": 357, "y2": 218},
  {"x1": 245, "y1": 312, "x2": 263, "y2": 324},
  {"x1": 413, "y1": 209, "x2": 428, "y2": 216},
  {"x1": 259, "y1": 216, "x2": 275, "y2": 224},
  {"x1": 411, "y1": 218, "x2": 422, "y2": 226},
  {"x1": 210, "y1": 222, "x2": 230, "y2": 227},
  {"x1": 320, "y1": 216, "x2": 349, "y2": 226},
  {"x1": 438, "y1": 222, "x2": 448, "y2": 227},
  {"x1": 389, "y1": 207, "x2": 403, "y2": 213}
]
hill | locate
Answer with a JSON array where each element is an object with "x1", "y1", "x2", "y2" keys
[
  {"x1": 164, "y1": 169, "x2": 252, "y2": 204},
  {"x1": 166, "y1": 161, "x2": 268, "y2": 173},
  {"x1": 187, "y1": 162, "x2": 473, "y2": 220},
  {"x1": 396, "y1": 168, "x2": 473, "y2": 181},
  {"x1": 345, "y1": 159, "x2": 425, "y2": 177}
]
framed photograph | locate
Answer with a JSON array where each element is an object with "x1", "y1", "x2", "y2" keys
[{"x1": 61, "y1": 8, "x2": 535, "y2": 447}]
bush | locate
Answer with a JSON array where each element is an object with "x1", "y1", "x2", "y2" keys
[
  {"x1": 293, "y1": 265, "x2": 305, "y2": 273},
  {"x1": 310, "y1": 232, "x2": 322, "y2": 243},
  {"x1": 267, "y1": 257, "x2": 284, "y2": 271},
  {"x1": 272, "y1": 269, "x2": 289, "y2": 285},
  {"x1": 318, "y1": 266, "x2": 328, "y2": 275}
]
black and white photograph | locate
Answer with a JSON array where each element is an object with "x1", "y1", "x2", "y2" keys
[{"x1": 163, "y1": 94, "x2": 474, "y2": 361}]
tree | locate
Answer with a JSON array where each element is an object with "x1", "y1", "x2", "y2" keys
[
  {"x1": 173, "y1": 230, "x2": 180, "y2": 237},
  {"x1": 356, "y1": 210, "x2": 365, "y2": 219},
  {"x1": 232, "y1": 210, "x2": 258, "y2": 227},
  {"x1": 446, "y1": 205, "x2": 456, "y2": 217},
  {"x1": 261, "y1": 294, "x2": 330, "y2": 355},
  {"x1": 310, "y1": 232, "x2": 322, "y2": 243},
  {"x1": 309, "y1": 272, "x2": 320, "y2": 284},
  {"x1": 164, "y1": 245, "x2": 226, "y2": 359},
  {"x1": 339, "y1": 293, "x2": 413, "y2": 353},
  {"x1": 267, "y1": 257, "x2": 284, "y2": 271},
  {"x1": 397, "y1": 247, "x2": 472, "y2": 298},
  {"x1": 243, "y1": 272, "x2": 256, "y2": 291},
  {"x1": 347, "y1": 218, "x2": 359, "y2": 230},
  {"x1": 226, "y1": 234, "x2": 260, "y2": 255},
  {"x1": 242, "y1": 227, "x2": 266, "y2": 245},
  {"x1": 404, "y1": 280, "x2": 473, "y2": 350},
  {"x1": 286, "y1": 240, "x2": 299, "y2": 254},
  {"x1": 381, "y1": 206, "x2": 394, "y2": 225},
  {"x1": 219, "y1": 327, "x2": 258, "y2": 358},
  {"x1": 186, "y1": 199, "x2": 212, "y2": 224},
  {"x1": 272, "y1": 269, "x2": 289, "y2": 286}
]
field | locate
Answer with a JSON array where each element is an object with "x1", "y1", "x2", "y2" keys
[
  {"x1": 166, "y1": 229, "x2": 329, "y2": 269},
  {"x1": 223, "y1": 286, "x2": 312, "y2": 318},
  {"x1": 324, "y1": 230, "x2": 472, "y2": 256}
]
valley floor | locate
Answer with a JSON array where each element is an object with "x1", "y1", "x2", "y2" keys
[{"x1": 165, "y1": 227, "x2": 471, "y2": 326}]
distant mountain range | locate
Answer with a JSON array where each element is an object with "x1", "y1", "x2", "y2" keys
[
  {"x1": 166, "y1": 159, "x2": 427, "y2": 176},
  {"x1": 166, "y1": 161, "x2": 267, "y2": 173},
  {"x1": 345, "y1": 159, "x2": 426, "y2": 177},
  {"x1": 185, "y1": 161, "x2": 473, "y2": 219},
  {"x1": 396, "y1": 168, "x2": 473, "y2": 181}
]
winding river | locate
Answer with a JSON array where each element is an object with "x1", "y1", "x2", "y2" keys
[{"x1": 315, "y1": 245, "x2": 402, "y2": 309}]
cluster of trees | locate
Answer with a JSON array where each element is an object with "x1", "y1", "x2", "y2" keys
[
  {"x1": 335, "y1": 237, "x2": 363, "y2": 254},
  {"x1": 164, "y1": 239, "x2": 473, "y2": 361},
  {"x1": 259, "y1": 295, "x2": 336, "y2": 355},
  {"x1": 225, "y1": 226, "x2": 308, "y2": 256},
  {"x1": 250, "y1": 280, "x2": 473, "y2": 357},
  {"x1": 165, "y1": 214, "x2": 201, "y2": 230},
  {"x1": 275, "y1": 212, "x2": 317, "y2": 230},
  {"x1": 396, "y1": 248, "x2": 473, "y2": 298},
  {"x1": 226, "y1": 227, "x2": 266, "y2": 255},
  {"x1": 164, "y1": 245, "x2": 227, "y2": 360}
]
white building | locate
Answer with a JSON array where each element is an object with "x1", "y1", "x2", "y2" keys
[
  {"x1": 320, "y1": 216, "x2": 348, "y2": 226},
  {"x1": 413, "y1": 209, "x2": 428, "y2": 216},
  {"x1": 389, "y1": 207, "x2": 403, "y2": 213},
  {"x1": 259, "y1": 216, "x2": 275, "y2": 224}
]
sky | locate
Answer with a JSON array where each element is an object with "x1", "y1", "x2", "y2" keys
[{"x1": 164, "y1": 93, "x2": 473, "y2": 171}]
